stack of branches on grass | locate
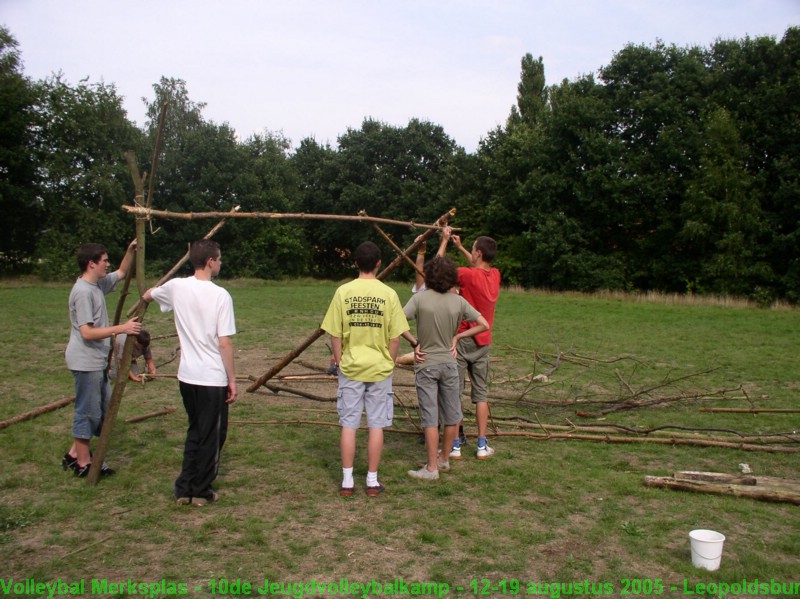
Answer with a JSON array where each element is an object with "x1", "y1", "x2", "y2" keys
[
  {"x1": 7, "y1": 373, "x2": 796, "y2": 454},
  {"x1": 491, "y1": 347, "x2": 760, "y2": 418},
  {"x1": 233, "y1": 380, "x2": 800, "y2": 454},
  {"x1": 229, "y1": 407, "x2": 800, "y2": 454}
]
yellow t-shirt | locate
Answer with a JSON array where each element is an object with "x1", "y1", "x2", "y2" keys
[{"x1": 321, "y1": 278, "x2": 409, "y2": 382}]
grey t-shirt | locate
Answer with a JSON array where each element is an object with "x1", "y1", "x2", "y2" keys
[
  {"x1": 65, "y1": 273, "x2": 119, "y2": 371},
  {"x1": 403, "y1": 289, "x2": 481, "y2": 370}
]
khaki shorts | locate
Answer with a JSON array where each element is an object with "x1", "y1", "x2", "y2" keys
[
  {"x1": 456, "y1": 337, "x2": 491, "y2": 404},
  {"x1": 415, "y1": 363, "x2": 463, "y2": 428},
  {"x1": 337, "y1": 374, "x2": 394, "y2": 429}
]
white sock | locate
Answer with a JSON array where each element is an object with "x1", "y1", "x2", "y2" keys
[
  {"x1": 366, "y1": 471, "x2": 378, "y2": 487},
  {"x1": 342, "y1": 467, "x2": 354, "y2": 488}
]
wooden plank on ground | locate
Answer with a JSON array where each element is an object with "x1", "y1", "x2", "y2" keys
[
  {"x1": 644, "y1": 471, "x2": 800, "y2": 505},
  {"x1": 673, "y1": 471, "x2": 757, "y2": 485}
]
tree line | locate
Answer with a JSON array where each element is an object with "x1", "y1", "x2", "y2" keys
[{"x1": 1, "y1": 25, "x2": 798, "y2": 303}]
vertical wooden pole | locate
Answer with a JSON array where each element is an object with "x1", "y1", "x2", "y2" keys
[{"x1": 86, "y1": 101, "x2": 169, "y2": 485}]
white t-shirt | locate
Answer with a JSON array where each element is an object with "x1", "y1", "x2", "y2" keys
[{"x1": 150, "y1": 276, "x2": 236, "y2": 386}]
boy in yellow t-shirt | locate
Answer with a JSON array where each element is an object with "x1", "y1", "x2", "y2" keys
[{"x1": 321, "y1": 241, "x2": 409, "y2": 497}]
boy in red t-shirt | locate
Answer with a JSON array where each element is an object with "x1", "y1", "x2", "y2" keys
[{"x1": 438, "y1": 226, "x2": 500, "y2": 459}]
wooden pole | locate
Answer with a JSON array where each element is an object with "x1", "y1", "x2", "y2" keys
[
  {"x1": 92, "y1": 204, "x2": 147, "y2": 484},
  {"x1": 700, "y1": 408, "x2": 800, "y2": 414},
  {"x1": 373, "y1": 223, "x2": 422, "y2": 276},
  {"x1": 88, "y1": 106, "x2": 170, "y2": 485},
  {"x1": 124, "y1": 406, "x2": 176, "y2": 424},
  {"x1": 246, "y1": 327, "x2": 329, "y2": 393},
  {"x1": 87, "y1": 331, "x2": 141, "y2": 485},
  {"x1": 644, "y1": 475, "x2": 800, "y2": 505},
  {"x1": 377, "y1": 209, "x2": 455, "y2": 278},
  {"x1": 488, "y1": 430, "x2": 800, "y2": 453},
  {"x1": 0, "y1": 397, "x2": 75, "y2": 430},
  {"x1": 121, "y1": 205, "x2": 460, "y2": 231},
  {"x1": 263, "y1": 383, "x2": 335, "y2": 403},
  {"x1": 89, "y1": 181, "x2": 153, "y2": 485}
]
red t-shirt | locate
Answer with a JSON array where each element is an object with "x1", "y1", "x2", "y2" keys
[{"x1": 457, "y1": 266, "x2": 500, "y2": 346}]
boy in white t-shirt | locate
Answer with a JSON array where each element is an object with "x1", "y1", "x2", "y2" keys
[{"x1": 143, "y1": 240, "x2": 237, "y2": 507}]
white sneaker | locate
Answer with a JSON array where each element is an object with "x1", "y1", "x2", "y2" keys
[
  {"x1": 449, "y1": 446, "x2": 462, "y2": 460},
  {"x1": 416, "y1": 458, "x2": 450, "y2": 472},
  {"x1": 476, "y1": 444, "x2": 495, "y2": 459},
  {"x1": 407, "y1": 466, "x2": 439, "y2": 480}
]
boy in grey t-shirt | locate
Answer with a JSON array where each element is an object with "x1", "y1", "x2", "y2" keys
[{"x1": 62, "y1": 241, "x2": 141, "y2": 477}]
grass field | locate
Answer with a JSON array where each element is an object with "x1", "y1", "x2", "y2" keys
[{"x1": 1, "y1": 278, "x2": 798, "y2": 599}]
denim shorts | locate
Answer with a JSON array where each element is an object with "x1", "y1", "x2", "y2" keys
[
  {"x1": 71, "y1": 369, "x2": 111, "y2": 439},
  {"x1": 337, "y1": 374, "x2": 394, "y2": 429},
  {"x1": 415, "y1": 363, "x2": 462, "y2": 428}
]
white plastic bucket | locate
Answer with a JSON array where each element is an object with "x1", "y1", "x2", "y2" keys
[{"x1": 689, "y1": 529, "x2": 726, "y2": 571}]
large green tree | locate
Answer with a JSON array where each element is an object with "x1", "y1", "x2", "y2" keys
[
  {"x1": 707, "y1": 28, "x2": 800, "y2": 300},
  {"x1": 678, "y1": 108, "x2": 771, "y2": 296},
  {"x1": 464, "y1": 55, "x2": 552, "y2": 285},
  {"x1": 526, "y1": 75, "x2": 628, "y2": 291},
  {"x1": 33, "y1": 75, "x2": 142, "y2": 279},
  {"x1": 598, "y1": 41, "x2": 711, "y2": 292},
  {"x1": 0, "y1": 27, "x2": 40, "y2": 274},
  {"x1": 294, "y1": 118, "x2": 459, "y2": 277},
  {"x1": 225, "y1": 131, "x2": 307, "y2": 279},
  {"x1": 140, "y1": 78, "x2": 307, "y2": 278}
]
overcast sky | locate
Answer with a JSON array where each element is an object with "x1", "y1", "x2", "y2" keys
[{"x1": 3, "y1": 0, "x2": 798, "y2": 152}]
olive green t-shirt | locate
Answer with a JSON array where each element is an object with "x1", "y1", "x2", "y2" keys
[{"x1": 403, "y1": 289, "x2": 481, "y2": 371}]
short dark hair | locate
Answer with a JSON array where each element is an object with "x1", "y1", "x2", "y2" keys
[
  {"x1": 134, "y1": 329, "x2": 151, "y2": 347},
  {"x1": 474, "y1": 236, "x2": 497, "y2": 262},
  {"x1": 354, "y1": 241, "x2": 381, "y2": 273},
  {"x1": 424, "y1": 256, "x2": 458, "y2": 293},
  {"x1": 189, "y1": 240, "x2": 220, "y2": 270},
  {"x1": 76, "y1": 243, "x2": 108, "y2": 272}
]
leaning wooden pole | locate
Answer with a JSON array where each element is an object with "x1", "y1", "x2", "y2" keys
[
  {"x1": 373, "y1": 223, "x2": 422, "y2": 276},
  {"x1": 246, "y1": 208, "x2": 456, "y2": 393},
  {"x1": 90, "y1": 183, "x2": 151, "y2": 481},
  {"x1": 246, "y1": 327, "x2": 329, "y2": 394},
  {"x1": 87, "y1": 313, "x2": 144, "y2": 485},
  {"x1": 145, "y1": 102, "x2": 168, "y2": 211},
  {"x1": 700, "y1": 408, "x2": 800, "y2": 414},
  {"x1": 0, "y1": 397, "x2": 75, "y2": 430},
  {"x1": 124, "y1": 406, "x2": 176, "y2": 424},
  {"x1": 378, "y1": 208, "x2": 456, "y2": 277},
  {"x1": 115, "y1": 151, "x2": 146, "y2": 321},
  {"x1": 88, "y1": 103, "x2": 170, "y2": 486}
]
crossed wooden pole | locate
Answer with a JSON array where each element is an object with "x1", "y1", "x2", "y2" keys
[{"x1": 246, "y1": 208, "x2": 455, "y2": 393}]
